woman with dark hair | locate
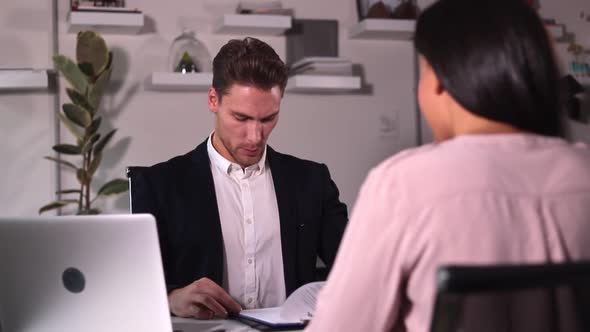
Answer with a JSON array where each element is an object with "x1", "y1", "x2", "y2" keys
[{"x1": 305, "y1": 0, "x2": 590, "y2": 331}]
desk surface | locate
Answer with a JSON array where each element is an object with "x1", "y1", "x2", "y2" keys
[{"x1": 172, "y1": 316, "x2": 304, "y2": 332}]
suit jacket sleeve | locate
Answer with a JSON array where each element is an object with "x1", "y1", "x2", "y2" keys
[
  {"x1": 318, "y1": 164, "x2": 349, "y2": 269},
  {"x1": 130, "y1": 168, "x2": 178, "y2": 293}
]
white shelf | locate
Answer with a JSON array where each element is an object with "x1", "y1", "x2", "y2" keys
[
  {"x1": 213, "y1": 14, "x2": 291, "y2": 36},
  {"x1": 349, "y1": 19, "x2": 415, "y2": 40},
  {"x1": 0, "y1": 69, "x2": 50, "y2": 91},
  {"x1": 286, "y1": 75, "x2": 362, "y2": 94},
  {"x1": 149, "y1": 72, "x2": 212, "y2": 91},
  {"x1": 68, "y1": 11, "x2": 144, "y2": 34},
  {"x1": 546, "y1": 24, "x2": 564, "y2": 40}
]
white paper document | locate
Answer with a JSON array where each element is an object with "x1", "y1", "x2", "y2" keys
[{"x1": 237, "y1": 281, "x2": 324, "y2": 328}]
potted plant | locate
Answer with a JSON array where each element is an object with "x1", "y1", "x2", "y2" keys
[{"x1": 40, "y1": 31, "x2": 128, "y2": 215}]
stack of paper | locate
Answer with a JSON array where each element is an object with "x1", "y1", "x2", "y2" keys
[
  {"x1": 237, "y1": 281, "x2": 324, "y2": 328},
  {"x1": 289, "y1": 57, "x2": 354, "y2": 76}
]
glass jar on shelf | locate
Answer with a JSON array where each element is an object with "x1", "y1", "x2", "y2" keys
[{"x1": 168, "y1": 29, "x2": 211, "y2": 73}]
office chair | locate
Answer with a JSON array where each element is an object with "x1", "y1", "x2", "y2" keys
[
  {"x1": 430, "y1": 261, "x2": 590, "y2": 332},
  {"x1": 126, "y1": 166, "x2": 148, "y2": 213}
]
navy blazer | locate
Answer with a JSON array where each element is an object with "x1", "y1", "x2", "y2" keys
[{"x1": 131, "y1": 140, "x2": 348, "y2": 296}]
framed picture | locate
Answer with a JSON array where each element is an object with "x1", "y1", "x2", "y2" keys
[{"x1": 356, "y1": 0, "x2": 419, "y2": 21}]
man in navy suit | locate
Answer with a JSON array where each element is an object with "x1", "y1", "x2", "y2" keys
[{"x1": 132, "y1": 37, "x2": 348, "y2": 319}]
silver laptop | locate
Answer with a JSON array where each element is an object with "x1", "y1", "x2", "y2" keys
[{"x1": 0, "y1": 214, "x2": 172, "y2": 332}]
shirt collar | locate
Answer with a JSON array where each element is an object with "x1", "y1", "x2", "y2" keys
[{"x1": 206, "y1": 132, "x2": 267, "y2": 175}]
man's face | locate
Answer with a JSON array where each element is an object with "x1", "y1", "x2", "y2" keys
[{"x1": 208, "y1": 84, "x2": 281, "y2": 167}]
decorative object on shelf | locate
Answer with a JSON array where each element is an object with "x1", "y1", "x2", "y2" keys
[
  {"x1": 40, "y1": 31, "x2": 128, "y2": 215},
  {"x1": 168, "y1": 30, "x2": 211, "y2": 74},
  {"x1": 567, "y1": 42, "x2": 590, "y2": 78},
  {"x1": 357, "y1": 0, "x2": 420, "y2": 21},
  {"x1": 390, "y1": 0, "x2": 420, "y2": 19},
  {"x1": 237, "y1": 1, "x2": 293, "y2": 16}
]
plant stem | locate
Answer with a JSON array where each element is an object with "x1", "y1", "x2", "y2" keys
[
  {"x1": 78, "y1": 152, "x2": 85, "y2": 214},
  {"x1": 85, "y1": 150, "x2": 91, "y2": 211}
]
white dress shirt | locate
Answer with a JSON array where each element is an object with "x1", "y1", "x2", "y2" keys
[{"x1": 206, "y1": 133, "x2": 286, "y2": 309}]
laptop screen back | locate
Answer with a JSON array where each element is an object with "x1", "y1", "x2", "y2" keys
[{"x1": 0, "y1": 214, "x2": 172, "y2": 332}]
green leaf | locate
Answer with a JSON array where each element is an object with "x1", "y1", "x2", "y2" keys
[
  {"x1": 88, "y1": 66, "x2": 112, "y2": 111},
  {"x1": 44, "y1": 156, "x2": 77, "y2": 169},
  {"x1": 78, "y1": 62, "x2": 94, "y2": 77},
  {"x1": 94, "y1": 129, "x2": 117, "y2": 155},
  {"x1": 81, "y1": 133, "x2": 100, "y2": 154},
  {"x1": 58, "y1": 112, "x2": 83, "y2": 142},
  {"x1": 66, "y1": 88, "x2": 93, "y2": 111},
  {"x1": 77, "y1": 169, "x2": 90, "y2": 185},
  {"x1": 53, "y1": 144, "x2": 82, "y2": 155},
  {"x1": 56, "y1": 189, "x2": 82, "y2": 194},
  {"x1": 106, "y1": 51, "x2": 113, "y2": 70},
  {"x1": 76, "y1": 31, "x2": 109, "y2": 77},
  {"x1": 63, "y1": 103, "x2": 92, "y2": 128},
  {"x1": 88, "y1": 153, "x2": 102, "y2": 177},
  {"x1": 87, "y1": 117, "x2": 102, "y2": 137},
  {"x1": 38, "y1": 199, "x2": 78, "y2": 214},
  {"x1": 97, "y1": 178, "x2": 129, "y2": 197},
  {"x1": 53, "y1": 54, "x2": 88, "y2": 93}
]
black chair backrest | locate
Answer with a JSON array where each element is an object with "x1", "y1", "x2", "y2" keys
[
  {"x1": 430, "y1": 261, "x2": 590, "y2": 332},
  {"x1": 126, "y1": 166, "x2": 148, "y2": 214}
]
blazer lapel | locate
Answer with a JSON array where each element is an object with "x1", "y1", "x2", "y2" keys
[
  {"x1": 268, "y1": 147, "x2": 299, "y2": 296},
  {"x1": 188, "y1": 140, "x2": 224, "y2": 285}
]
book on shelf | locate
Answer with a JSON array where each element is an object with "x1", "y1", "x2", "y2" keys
[
  {"x1": 71, "y1": 5, "x2": 141, "y2": 13},
  {"x1": 290, "y1": 56, "x2": 351, "y2": 67},
  {"x1": 290, "y1": 63, "x2": 354, "y2": 76},
  {"x1": 236, "y1": 281, "x2": 324, "y2": 328},
  {"x1": 289, "y1": 57, "x2": 354, "y2": 76}
]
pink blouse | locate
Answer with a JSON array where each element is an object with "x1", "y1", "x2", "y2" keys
[{"x1": 306, "y1": 134, "x2": 590, "y2": 332}]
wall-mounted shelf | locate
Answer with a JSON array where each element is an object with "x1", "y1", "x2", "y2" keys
[
  {"x1": 149, "y1": 72, "x2": 212, "y2": 91},
  {"x1": 286, "y1": 75, "x2": 362, "y2": 94},
  {"x1": 68, "y1": 11, "x2": 144, "y2": 34},
  {"x1": 213, "y1": 14, "x2": 292, "y2": 35},
  {"x1": 0, "y1": 69, "x2": 50, "y2": 91},
  {"x1": 349, "y1": 19, "x2": 415, "y2": 40}
]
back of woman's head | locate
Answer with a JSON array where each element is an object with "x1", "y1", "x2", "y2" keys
[{"x1": 414, "y1": 0, "x2": 563, "y2": 137}]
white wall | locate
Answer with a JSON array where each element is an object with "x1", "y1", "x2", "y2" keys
[
  {"x1": 2, "y1": 0, "x2": 590, "y2": 216},
  {"x1": 0, "y1": 1, "x2": 56, "y2": 216},
  {"x1": 56, "y1": 0, "x2": 421, "y2": 214}
]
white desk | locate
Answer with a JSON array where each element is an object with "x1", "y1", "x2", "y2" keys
[{"x1": 172, "y1": 316, "x2": 304, "y2": 332}]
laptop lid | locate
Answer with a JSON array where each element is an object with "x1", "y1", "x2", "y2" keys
[{"x1": 0, "y1": 214, "x2": 172, "y2": 332}]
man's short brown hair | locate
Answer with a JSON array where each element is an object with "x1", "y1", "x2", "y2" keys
[{"x1": 212, "y1": 37, "x2": 288, "y2": 101}]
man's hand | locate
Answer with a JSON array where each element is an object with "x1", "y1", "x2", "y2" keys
[{"x1": 168, "y1": 277, "x2": 242, "y2": 319}]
